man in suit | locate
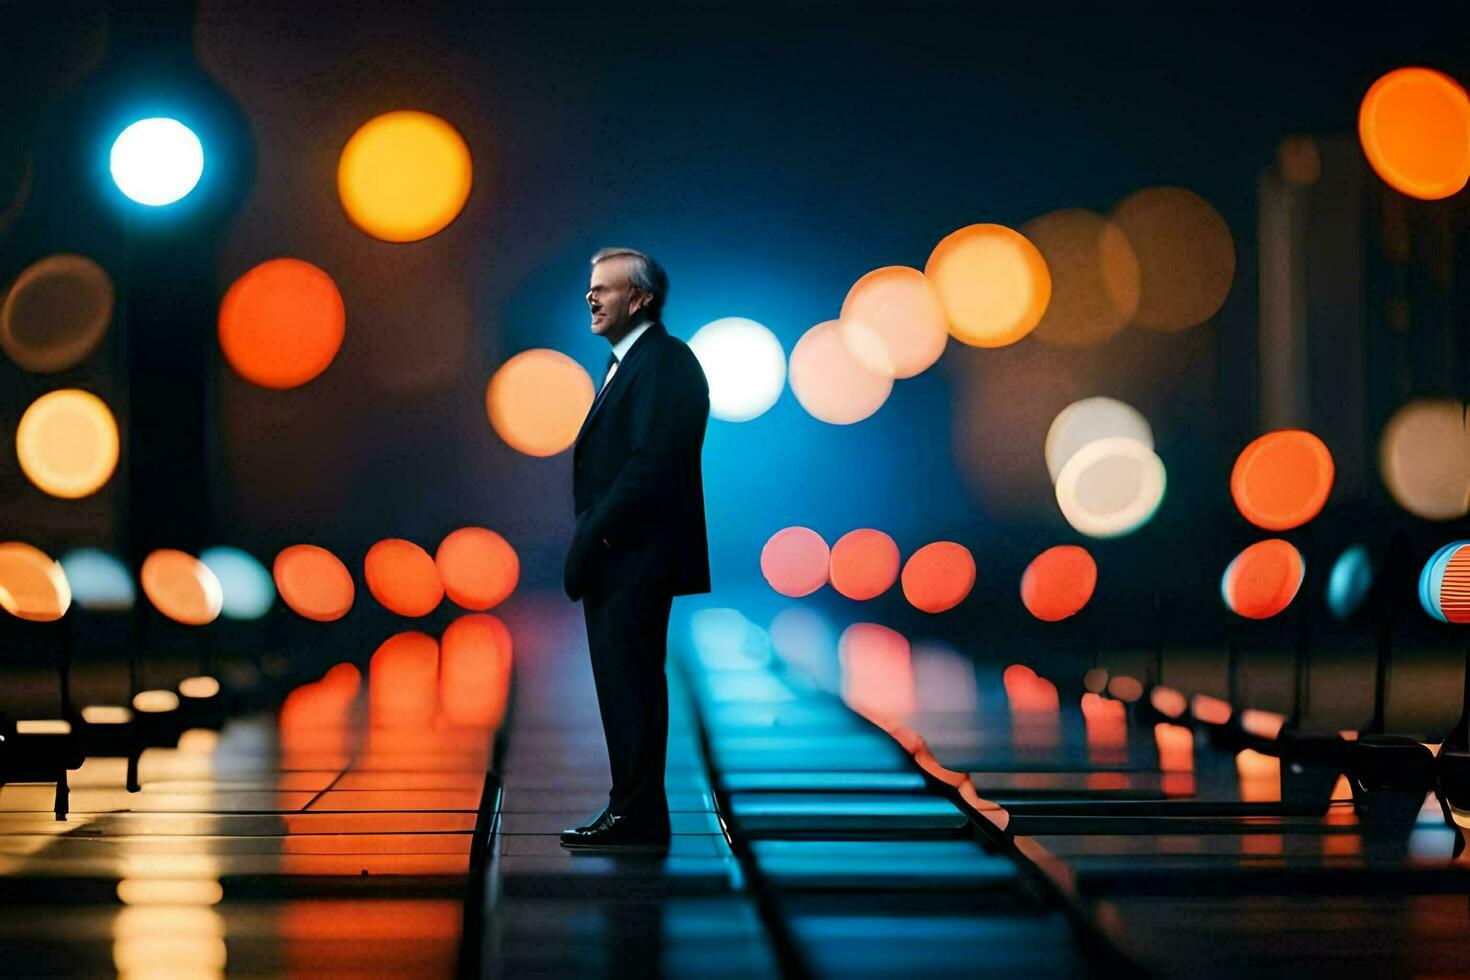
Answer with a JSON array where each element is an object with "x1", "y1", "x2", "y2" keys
[{"x1": 560, "y1": 247, "x2": 711, "y2": 851}]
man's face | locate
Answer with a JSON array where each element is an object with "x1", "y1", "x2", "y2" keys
[{"x1": 587, "y1": 257, "x2": 648, "y2": 338}]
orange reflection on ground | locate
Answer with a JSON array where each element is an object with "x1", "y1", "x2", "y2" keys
[
  {"x1": 439, "y1": 613, "x2": 512, "y2": 728},
  {"x1": 1003, "y1": 664, "x2": 1059, "y2": 713},
  {"x1": 1154, "y1": 722, "x2": 1195, "y2": 773},
  {"x1": 1004, "y1": 664, "x2": 1060, "y2": 754},
  {"x1": 280, "y1": 663, "x2": 361, "y2": 766},
  {"x1": 1080, "y1": 693, "x2": 1127, "y2": 766},
  {"x1": 838, "y1": 622, "x2": 914, "y2": 725},
  {"x1": 1236, "y1": 748, "x2": 1282, "y2": 803},
  {"x1": 370, "y1": 632, "x2": 440, "y2": 728},
  {"x1": 434, "y1": 527, "x2": 518, "y2": 611},
  {"x1": 364, "y1": 539, "x2": 444, "y2": 617},
  {"x1": 284, "y1": 898, "x2": 461, "y2": 976}
]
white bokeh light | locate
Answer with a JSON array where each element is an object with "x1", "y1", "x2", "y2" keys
[
  {"x1": 109, "y1": 117, "x2": 204, "y2": 206},
  {"x1": 688, "y1": 317, "x2": 786, "y2": 422}
]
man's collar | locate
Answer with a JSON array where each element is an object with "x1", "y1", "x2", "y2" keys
[{"x1": 610, "y1": 319, "x2": 654, "y2": 363}]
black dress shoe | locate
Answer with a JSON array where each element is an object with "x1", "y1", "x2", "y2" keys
[
  {"x1": 559, "y1": 810, "x2": 670, "y2": 851},
  {"x1": 567, "y1": 805, "x2": 613, "y2": 835}
]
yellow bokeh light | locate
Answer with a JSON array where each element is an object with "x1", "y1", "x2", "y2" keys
[
  {"x1": 486, "y1": 349, "x2": 595, "y2": 457},
  {"x1": 924, "y1": 223, "x2": 1051, "y2": 348},
  {"x1": 788, "y1": 319, "x2": 893, "y2": 424},
  {"x1": 1111, "y1": 186, "x2": 1235, "y2": 332},
  {"x1": 338, "y1": 110, "x2": 473, "y2": 243},
  {"x1": 1359, "y1": 67, "x2": 1470, "y2": 201},
  {"x1": 1, "y1": 253, "x2": 114, "y2": 373},
  {"x1": 83, "y1": 705, "x2": 132, "y2": 724},
  {"x1": 1021, "y1": 210, "x2": 1140, "y2": 349},
  {"x1": 16, "y1": 388, "x2": 119, "y2": 499},
  {"x1": 0, "y1": 541, "x2": 72, "y2": 622},
  {"x1": 178, "y1": 676, "x2": 221, "y2": 699},
  {"x1": 16, "y1": 719, "x2": 70, "y2": 734},
  {"x1": 837, "y1": 266, "x2": 948, "y2": 378},
  {"x1": 132, "y1": 689, "x2": 181, "y2": 713}
]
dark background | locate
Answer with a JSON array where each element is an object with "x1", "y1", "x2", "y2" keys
[{"x1": 3, "y1": 0, "x2": 1470, "y2": 671}]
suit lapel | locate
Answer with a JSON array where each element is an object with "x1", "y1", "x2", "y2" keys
[{"x1": 575, "y1": 322, "x2": 663, "y2": 449}]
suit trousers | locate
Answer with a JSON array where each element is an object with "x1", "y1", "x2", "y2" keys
[{"x1": 582, "y1": 576, "x2": 674, "y2": 828}]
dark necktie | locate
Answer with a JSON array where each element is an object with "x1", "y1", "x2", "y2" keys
[{"x1": 588, "y1": 352, "x2": 619, "y2": 417}]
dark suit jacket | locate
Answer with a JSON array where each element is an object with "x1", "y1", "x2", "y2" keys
[{"x1": 564, "y1": 322, "x2": 712, "y2": 601}]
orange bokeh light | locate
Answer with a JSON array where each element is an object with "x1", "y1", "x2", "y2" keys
[
  {"x1": 364, "y1": 539, "x2": 443, "y2": 618},
  {"x1": 440, "y1": 613, "x2": 512, "y2": 728},
  {"x1": 924, "y1": 223, "x2": 1051, "y2": 348},
  {"x1": 1358, "y1": 67, "x2": 1470, "y2": 201},
  {"x1": 1021, "y1": 209, "x2": 1140, "y2": 349},
  {"x1": 788, "y1": 319, "x2": 893, "y2": 425},
  {"x1": 1222, "y1": 538, "x2": 1304, "y2": 620},
  {"x1": 140, "y1": 549, "x2": 223, "y2": 626},
  {"x1": 837, "y1": 265, "x2": 948, "y2": 379},
  {"x1": 1111, "y1": 186, "x2": 1235, "y2": 332},
  {"x1": 1230, "y1": 429, "x2": 1334, "y2": 531},
  {"x1": 1003, "y1": 664, "x2": 1059, "y2": 713},
  {"x1": 434, "y1": 526, "x2": 518, "y2": 611},
  {"x1": 900, "y1": 541, "x2": 975, "y2": 613},
  {"x1": 759, "y1": 526, "x2": 830, "y2": 598},
  {"x1": 828, "y1": 528, "x2": 900, "y2": 601},
  {"x1": 369, "y1": 631, "x2": 440, "y2": 728},
  {"x1": 1154, "y1": 722, "x2": 1195, "y2": 772},
  {"x1": 486, "y1": 349, "x2": 595, "y2": 457},
  {"x1": 219, "y1": 258, "x2": 345, "y2": 389},
  {"x1": 1020, "y1": 545, "x2": 1097, "y2": 622},
  {"x1": 0, "y1": 541, "x2": 72, "y2": 622},
  {"x1": 273, "y1": 544, "x2": 355, "y2": 622}
]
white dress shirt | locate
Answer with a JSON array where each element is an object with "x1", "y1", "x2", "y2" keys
[{"x1": 601, "y1": 320, "x2": 653, "y2": 390}]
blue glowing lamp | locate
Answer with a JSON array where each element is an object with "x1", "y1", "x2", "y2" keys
[
  {"x1": 59, "y1": 548, "x2": 135, "y2": 611},
  {"x1": 200, "y1": 546, "x2": 276, "y2": 621},
  {"x1": 1326, "y1": 544, "x2": 1373, "y2": 620},
  {"x1": 109, "y1": 117, "x2": 204, "y2": 206}
]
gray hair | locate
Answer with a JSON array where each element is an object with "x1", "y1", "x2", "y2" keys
[{"x1": 591, "y1": 247, "x2": 668, "y2": 320}]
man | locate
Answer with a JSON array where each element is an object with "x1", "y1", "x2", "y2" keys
[{"x1": 560, "y1": 247, "x2": 711, "y2": 851}]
